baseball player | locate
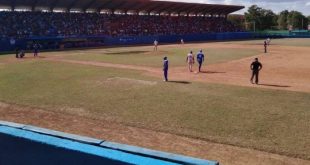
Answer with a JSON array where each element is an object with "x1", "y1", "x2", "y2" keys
[
  {"x1": 196, "y1": 49, "x2": 205, "y2": 72},
  {"x1": 180, "y1": 38, "x2": 184, "y2": 45},
  {"x1": 186, "y1": 51, "x2": 195, "y2": 72},
  {"x1": 15, "y1": 47, "x2": 20, "y2": 58},
  {"x1": 266, "y1": 38, "x2": 271, "y2": 45},
  {"x1": 33, "y1": 43, "x2": 40, "y2": 57},
  {"x1": 264, "y1": 40, "x2": 268, "y2": 53},
  {"x1": 19, "y1": 50, "x2": 25, "y2": 58},
  {"x1": 154, "y1": 40, "x2": 158, "y2": 51}
]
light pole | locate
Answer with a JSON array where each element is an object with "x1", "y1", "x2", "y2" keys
[{"x1": 253, "y1": 21, "x2": 256, "y2": 32}]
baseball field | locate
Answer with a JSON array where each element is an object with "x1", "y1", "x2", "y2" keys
[{"x1": 0, "y1": 38, "x2": 309, "y2": 165}]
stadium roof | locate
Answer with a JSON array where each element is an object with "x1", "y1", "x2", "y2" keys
[{"x1": 0, "y1": 0, "x2": 244, "y2": 15}]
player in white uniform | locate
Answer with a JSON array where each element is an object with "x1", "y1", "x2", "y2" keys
[
  {"x1": 180, "y1": 38, "x2": 184, "y2": 45},
  {"x1": 266, "y1": 38, "x2": 271, "y2": 45},
  {"x1": 154, "y1": 40, "x2": 158, "y2": 51},
  {"x1": 186, "y1": 51, "x2": 195, "y2": 72}
]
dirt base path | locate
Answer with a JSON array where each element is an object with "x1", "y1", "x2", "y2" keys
[
  {"x1": 45, "y1": 44, "x2": 310, "y2": 93},
  {"x1": 0, "y1": 102, "x2": 309, "y2": 165},
  {"x1": 170, "y1": 45, "x2": 310, "y2": 93}
]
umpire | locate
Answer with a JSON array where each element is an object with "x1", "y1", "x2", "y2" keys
[{"x1": 250, "y1": 58, "x2": 263, "y2": 84}]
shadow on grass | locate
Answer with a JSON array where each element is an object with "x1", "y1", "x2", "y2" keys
[
  {"x1": 36, "y1": 56, "x2": 46, "y2": 59},
  {"x1": 18, "y1": 56, "x2": 46, "y2": 59},
  {"x1": 200, "y1": 70, "x2": 226, "y2": 74},
  {"x1": 258, "y1": 83, "x2": 291, "y2": 88},
  {"x1": 106, "y1": 51, "x2": 149, "y2": 55},
  {"x1": 168, "y1": 81, "x2": 191, "y2": 84}
]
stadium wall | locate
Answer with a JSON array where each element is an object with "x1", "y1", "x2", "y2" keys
[
  {"x1": 0, "y1": 32, "x2": 254, "y2": 52},
  {"x1": 255, "y1": 30, "x2": 310, "y2": 39},
  {"x1": 103, "y1": 32, "x2": 255, "y2": 45}
]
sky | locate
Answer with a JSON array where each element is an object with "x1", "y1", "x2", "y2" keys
[{"x1": 163, "y1": 0, "x2": 310, "y2": 15}]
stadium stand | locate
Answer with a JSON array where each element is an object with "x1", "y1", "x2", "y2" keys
[
  {"x1": 0, "y1": 12, "x2": 243, "y2": 38},
  {"x1": 0, "y1": 0, "x2": 246, "y2": 51}
]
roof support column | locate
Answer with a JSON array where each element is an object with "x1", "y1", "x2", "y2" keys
[
  {"x1": 67, "y1": 0, "x2": 80, "y2": 12},
  {"x1": 50, "y1": 0, "x2": 60, "y2": 12},
  {"x1": 11, "y1": 0, "x2": 16, "y2": 11},
  {"x1": 31, "y1": 0, "x2": 39, "y2": 11},
  {"x1": 83, "y1": 0, "x2": 96, "y2": 12}
]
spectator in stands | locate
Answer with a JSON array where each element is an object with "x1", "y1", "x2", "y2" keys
[{"x1": 0, "y1": 11, "x2": 243, "y2": 39}]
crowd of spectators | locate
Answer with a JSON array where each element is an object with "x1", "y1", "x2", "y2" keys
[
  {"x1": 111, "y1": 15, "x2": 242, "y2": 36},
  {"x1": 0, "y1": 11, "x2": 242, "y2": 39}
]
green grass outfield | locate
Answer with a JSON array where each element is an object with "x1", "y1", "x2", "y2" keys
[{"x1": 0, "y1": 60, "x2": 309, "y2": 160}]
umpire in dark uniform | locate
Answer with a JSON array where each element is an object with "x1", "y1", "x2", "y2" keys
[
  {"x1": 15, "y1": 47, "x2": 20, "y2": 58},
  {"x1": 163, "y1": 57, "x2": 169, "y2": 82},
  {"x1": 250, "y1": 58, "x2": 263, "y2": 84}
]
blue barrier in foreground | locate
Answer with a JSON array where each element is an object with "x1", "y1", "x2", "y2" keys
[{"x1": 0, "y1": 121, "x2": 219, "y2": 165}]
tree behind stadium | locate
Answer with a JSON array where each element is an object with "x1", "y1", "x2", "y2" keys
[
  {"x1": 245, "y1": 5, "x2": 277, "y2": 31},
  {"x1": 245, "y1": 5, "x2": 309, "y2": 31},
  {"x1": 278, "y1": 10, "x2": 289, "y2": 30},
  {"x1": 287, "y1": 11, "x2": 308, "y2": 30}
]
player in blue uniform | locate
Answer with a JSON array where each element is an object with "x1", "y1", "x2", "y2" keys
[
  {"x1": 163, "y1": 57, "x2": 169, "y2": 82},
  {"x1": 196, "y1": 50, "x2": 205, "y2": 72},
  {"x1": 264, "y1": 40, "x2": 267, "y2": 53}
]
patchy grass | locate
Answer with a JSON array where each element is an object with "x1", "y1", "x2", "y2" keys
[{"x1": 0, "y1": 60, "x2": 309, "y2": 160}]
